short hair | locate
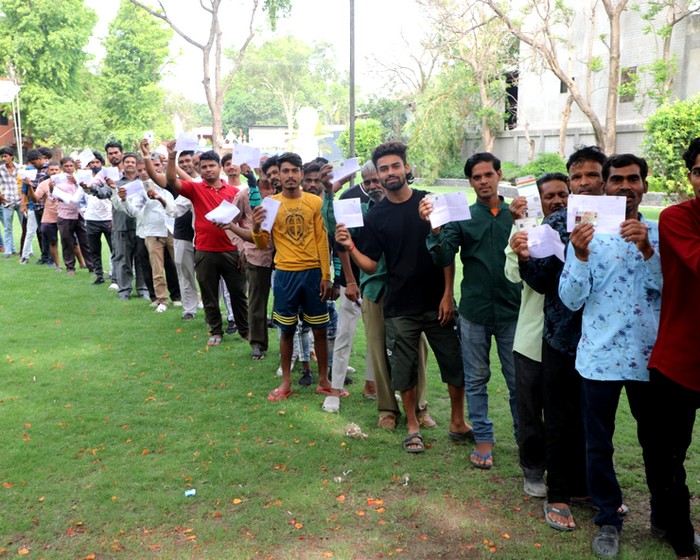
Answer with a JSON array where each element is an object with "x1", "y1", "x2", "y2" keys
[
  {"x1": 602, "y1": 154, "x2": 649, "y2": 182},
  {"x1": 123, "y1": 152, "x2": 140, "y2": 163},
  {"x1": 464, "y1": 152, "x2": 501, "y2": 178},
  {"x1": 536, "y1": 172, "x2": 569, "y2": 194},
  {"x1": 59, "y1": 156, "x2": 74, "y2": 166},
  {"x1": 302, "y1": 161, "x2": 322, "y2": 174},
  {"x1": 566, "y1": 145, "x2": 606, "y2": 172},
  {"x1": 199, "y1": 150, "x2": 220, "y2": 165},
  {"x1": 371, "y1": 141, "x2": 407, "y2": 167},
  {"x1": 277, "y1": 152, "x2": 303, "y2": 169},
  {"x1": 221, "y1": 153, "x2": 233, "y2": 166},
  {"x1": 38, "y1": 147, "x2": 53, "y2": 159},
  {"x1": 105, "y1": 141, "x2": 123, "y2": 152},
  {"x1": 682, "y1": 138, "x2": 700, "y2": 171},
  {"x1": 91, "y1": 151, "x2": 105, "y2": 165},
  {"x1": 47, "y1": 161, "x2": 60, "y2": 168},
  {"x1": 314, "y1": 156, "x2": 329, "y2": 165},
  {"x1": 361, "y1": 160, "x2": 377, "y2": 176},
  {"x1": 26, "y1": 149, "x2": 43, "y2": 162},
  {"x1": 261, "y1": 155, "x2": 279, "y2": 174},
  {"x1": 178, "y1": 150, "x2": 194, "y2": 159},
  {"x1": 0, "y1": 146, "x2": 14, "y2": 157}
]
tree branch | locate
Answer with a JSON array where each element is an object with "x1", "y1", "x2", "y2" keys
[{"x1": 129, "y1": 0, "x2": 205, "y2": 50}]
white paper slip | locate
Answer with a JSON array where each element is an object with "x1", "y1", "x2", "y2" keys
[
  {"x1": 175, "y1": 132, "x2": 199, "y2": 152},
  {"x1": 260, "y1": 196, "x2": 282, "y2": 232},
  {"x1": 427, "y1": 191, "x2": 472, "y2": 228},
  {"x1": 52, "y1": 187, "x2": 73, "y2": 204},
  {"x1": 566, "y1": 195, "x2": 627, "y2": 234},
  {"x1": 515, "y1": 175, "x2": 544, "y2": 219},
  {"x1": 144, "y1": 130, "x2": 155, "y2": 144},
  {"x1": 76, "y1": 147, "x2": 95, "y2": 167},
  {"x1": 231, "y1": 145, "x2": 261, "y2": 167},
  {"x1": 75, "y1": 169, "x2": 93, "y2": 185},
  {"x1": 19, "y1": 168, "x2": 37, "y2": 181},
  {"x1": 122, "y1": 179, "x2": 145, "y2": 197},
  {"x1": 69, "y1": 189, "x2": 84, "y2": 204},
  {"x1": 102, "y1": 167, "x2": 120, "y2": 182},
  {"x1": 333, "y1": 198, "x2": 364, "y2": 228},
  {"x1": 527, "y1": 224, "x2": 566, "y2": 262},
  {"x1": 205, "y1": 200, "x2": 241, "y2": 224},
  {"x1": 53, "y1": 172, "x2": 69, "y2": 185},
  {"x1": 330, "y1": 158, "x2": 361, "y2": 183}
]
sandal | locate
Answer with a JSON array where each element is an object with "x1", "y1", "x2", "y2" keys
[
  {"x1": 251, "y1": 346, "x2": 265, "y2": 360},
  {"x1": 448, "y1": 429, "x2": 476, "y2": 444},
  {"x1": 544, "y1": 502, "x2": 576, "y2": 532},
  {"x1": 470, "y1": 448, "x2": 493, "y2": 469},
  {"x1": 207, "y1": 335, "x2": 222, "y2": 346},
  {"x1": 267, "y1": 387, "x2": 292, "y2": 402},
  {"x1": 378, "y1": 415, "x2": 397, "y2": 430},
  {"x1": 403, "y1": 432, "x2": 424, "y2": 453}
]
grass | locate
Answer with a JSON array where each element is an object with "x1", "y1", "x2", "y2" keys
[{"x1": 0, "y1": 212, "x2": 694, "y2": 560}]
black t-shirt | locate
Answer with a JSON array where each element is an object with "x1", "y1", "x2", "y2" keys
[
  {"x1": 335, "y1": 183, "x2": 371, "y2": 286},
  {"x1": 359, "y1": 189, "x2": 445, "y2": 318}
]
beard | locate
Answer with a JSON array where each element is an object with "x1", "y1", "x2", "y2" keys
[{"x1": 382, "y1": 176, "x2": 405, "y2": 191}]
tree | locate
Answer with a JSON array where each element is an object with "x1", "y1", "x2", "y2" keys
[
  {"x1": 337, "y1": 119, "x2": 384, "y2": 163},
  {"x1": 421, "y1": 0, "x2": 518, "y2": 153},
  {"x1": 358, "y1": 95, "x2": 410, "y2": 141},
  {"x1": 222, "y1": 87, "x2": 286, "y2": 136},
  {"x1": 128, "y1": 0, "x2": 291, "y2": 151},
  {"x1": 99, "y1": 0, "x2": 173, "y2": 147},
  {"x1": 406, "y1": 61, "x2": 480, "y2": 181},
  {"x1": 231, "y1": 37, "x2": 347, "y2": 139},
  {"x1": 643, "y1": 95, "x2": 700, "y2": 198},
  {"x1": 0, "y1": 0, "x2": 97, "y2": 140}
]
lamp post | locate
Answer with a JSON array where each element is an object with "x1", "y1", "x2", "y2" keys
[{"x1": 349, "y1": 0, "x2": 355, "y2": 159}]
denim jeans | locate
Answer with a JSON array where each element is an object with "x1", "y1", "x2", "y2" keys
[
  {"x1": 460, "y1": 317, "x2": 518, "y2": 443},
  {"x1": 2, "y1": 204, "x2": 24, "y2": 255}
]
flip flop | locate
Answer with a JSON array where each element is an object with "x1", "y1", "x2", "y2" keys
[
  {"x1": 544, "y1": 503, "x2": 576, "y2": 532},
  {"x1": 315, "y1": 387, "x2": 349, "y2": 398},
  {"x1": 403, "y1": 432, "x2": 424, "y2": 453},
  {"x1": 267, "y1": 387, "x2": 292, "y2": 402},
  {"x1": 207, "y1": 335, "x2": 222, "y2": 346},
  {"x1": 470, "y1": 449, "x2": 493, "y2": 469},
  {"x1": 251, "y1": 347, "x2": 265, "y2": 360},
  {"x1": 448, "y1": 429, "x2": 476, "y2": 444}
]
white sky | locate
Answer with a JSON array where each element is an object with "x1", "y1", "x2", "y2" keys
[{"x1": 85, "y1": 0, "x2": 426, "y2": 103}]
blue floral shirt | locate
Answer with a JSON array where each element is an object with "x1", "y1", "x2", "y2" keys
[{"x1": 558, "y1": 216, "x2": 662, "y2": 381}]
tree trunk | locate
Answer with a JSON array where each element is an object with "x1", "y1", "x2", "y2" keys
[
  {"x1": 602, "y1": 0, "x2": 628, "y2": 154},
  {"x1": 559, "y1": 93, "x2": 574, "y2": 157}
]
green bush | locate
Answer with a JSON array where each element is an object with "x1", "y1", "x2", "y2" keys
[
  {"x1": 516, "y1": 153, "x2": 567, "y2": 180},
  {"x1": 337, "y1": 118, "x2": 385, "y2": 163},
  {"x1": 643, "y1": 95, "x2": 700, "y2": 198},
  {"x1": 500, "y1": 161, "x2": 521, "y2": 182}
]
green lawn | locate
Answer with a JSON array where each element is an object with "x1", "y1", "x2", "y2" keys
[{"x1": 0, "y1": 219, "x2": 693, "y2": 560}]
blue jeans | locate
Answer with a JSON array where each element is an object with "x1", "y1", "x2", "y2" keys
[
  {"x1": 460, "y1": 317, "x2": 518, "y2": 443},
  {"x1": 2, "y1": 204, "x2": 24, "y2": 255}
]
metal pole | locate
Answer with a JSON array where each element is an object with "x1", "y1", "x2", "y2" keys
[
  {"x1": 349, "y1": 0, "x2": 355, "y2": 159},
  {"x1": 14, "y1": 93, "x2": 23, "y2": 165}
]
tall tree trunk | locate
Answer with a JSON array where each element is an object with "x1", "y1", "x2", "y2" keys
[
  {"x1": 559, "y1": 94, "x2": 574, "y2": 157},
  {"x1": 601, "y1": 0, "x2": 628, "y2": 154}
]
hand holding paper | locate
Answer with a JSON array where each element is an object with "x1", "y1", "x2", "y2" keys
[
  {"x1": 260, "y1": 196, "x2": 281, "y2": 232},
  {"x1": 333, "y1": 198, "x2": 364, "y2": 228},
  {"x1": 330, "y1": 158, "x2": 361, "y2": 183},
  {"x1": 566, "y1": 194, "x2": 626, "y2": 234},
  {"x1": 175, "y1": 132, "x2": 199, "y2": 152},
  {"x1": 426, "y1": 191, "x2": 471, "y2": 228}
]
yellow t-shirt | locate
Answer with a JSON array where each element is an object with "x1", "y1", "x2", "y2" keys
[{"x1": 252, "y1": 191, "x2": 331, "y2": 280}]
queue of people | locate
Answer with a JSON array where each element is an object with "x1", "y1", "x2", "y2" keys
[{"x1": 2, "y1": 136, "x2": 699, "y2": 559}]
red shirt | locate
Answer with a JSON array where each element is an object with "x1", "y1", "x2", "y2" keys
[
  {"x1": 180, "y1": 180, "x2": 239, "y2": 252},
  {"x1": 648, "y1": 197, "x2": 700, "y2": 391}
]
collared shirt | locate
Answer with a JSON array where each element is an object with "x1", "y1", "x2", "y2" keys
[
  {"x1": 648, "y1": 198, "x2": 700, "y2": 391},
  {"x1": 180, "y1": 180, "x2": 239, "y2": 252},
  {"x1": 56, "y1": 181, "x2": 84, "y2": 220},
  {"x1": 0, "y1": 163, "x2": 20, "y2": 207},
  {"x1": 519, "y1": 207, "x2": 582, "y2": 356},
  {"x1": 426, "y1": 199, "x2": 521, "y2": 325},
  {"x1": 559, "y1": 216, "x2": 662, "y2": 382},
  {"x1": 124, "y1": 184, "x2": 174, "y2": 238},
  {"x1": 505, "y1": 225, "x2": 544, "y2": 362}
]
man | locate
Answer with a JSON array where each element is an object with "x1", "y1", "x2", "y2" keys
[
  {"x1": 421, "y1": 152, "x2": 521, "y2": 469},
  {"x1": 164, "y1": 140, "x2": 248, "y2": 344},
  {"x1": 19, "y1": 149, "x2": 49, "y2": 264},
  {"x1": 30, "y1": 162, "x2": 62, "y2": 269},
  {"x1": 337, "y1": 141, "x2": 471, "y2": 453},
  {"x1": 0, "y1": 146, "x2": 22, "y2": 258},
  {"x1": 251, "y1": 152, "x2": 332, "y2": 401},
  {"x1": 55, "y1": 157, "x2": 92, "y2": 276},
  {"x1": 31, "y1": 147, "x2": 54, "y2": 265},
  {"x1": 261, "y1": 156, "x2": 281, "y2": 193},
  {"x1": 105, "y1": 141, "x2": 125, "y2": 171},
  {"x1": 82, "y1": 152, "x2": 113, "y2": 285},
  {"x1": 645, "y1": 138, "x2": 700, "y2": 560},
  {"x1": 516, "y1": 145, "x2": 607, "y2": 532},
  {"x1": 93, "y1": 152, "x2": 149, "y2": 300},
  {"x1": 559, "y1": 154, "x2": 661, "y2": 558},
  {"x1": 506, "y1": 172, "x2": 569, "y2": 496}
]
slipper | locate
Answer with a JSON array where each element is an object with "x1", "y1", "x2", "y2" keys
[
  {"x1": 448, "y1": 429, "x2": 476, "y2": 444},
  {"x1": 267, "y1": 387, "x2": 292, "y2": 402},
  {"x1": 544, "y1": 503, "x2": 576, "y2": 532},
  {"x1": 207, "y1": 335, "x2": 222, "y2": 346},
  {"x1": 378, "y1": 415, "x2": 397, "y2": 430},
  {"x1": 470, "y1": 449, "x2": 493, "y2": 469},
  {"x1": 315, "y1": 387, "x2": 349, "y2": 398},
  {"x1": 403, "y1": 432, "x2": 424, "y2": 453},
  {"x1": 363, "y1": 392, "x2": 377, "y2": 400},
  {"x1": 251, "y1": 346, "x2": 265, "y2": 360},
  {"x1": 417, "y1": 413, "x2": 437, "y2": 429},
  {"x1": 322, "y1": 395, "x2": 340, "y2": 413}
]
